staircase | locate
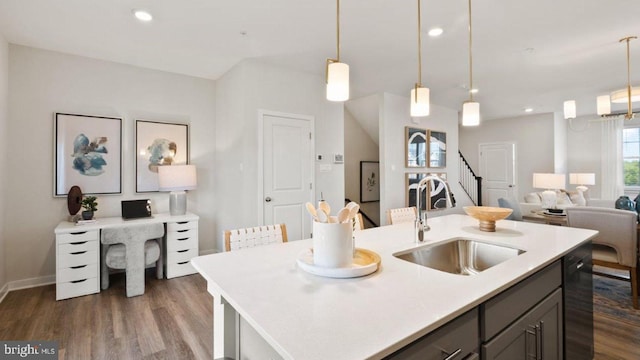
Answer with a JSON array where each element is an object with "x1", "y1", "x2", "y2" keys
[{"x1": 458, "y1": 150, "x2": 482, "y2": 206}]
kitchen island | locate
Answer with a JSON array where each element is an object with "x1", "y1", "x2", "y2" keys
[{"x1": 191, "y1": 214, "x2": 597, "y2": 359}]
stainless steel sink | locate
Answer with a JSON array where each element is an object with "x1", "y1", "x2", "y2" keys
[{"x1": 393, "y1": 238, "x2": 525, "y2": 275}]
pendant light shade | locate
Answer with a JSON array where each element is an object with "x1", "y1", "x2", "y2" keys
[
  {"x1": 326, "y1": 0, "x2": 349, "y2": 102},
  {"x1": 409, "y1": 0, "x2": 430, "y2": 117},
  {"x1": 597, "y1": 95, "x2": 611, "y2": 115},
  {"x1": 326, "y1": 61, "x2": 349, "y2": 101},
  {"x1": 462, "y1": 101, "x2": 480, "y2": 126},
  {"x1": 610, "y1": 87, "x2": 640, "y2": 103},
  {"x1": 564, "y1": 100, "x2": 576, "y2": 119},
  {"x1": 410, "y1": 86, "x2": 430, "y2": 117}
]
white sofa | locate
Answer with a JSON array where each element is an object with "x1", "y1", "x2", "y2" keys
[{"x1": 519, "y1": 190, "x2": 615, "y2": 215}]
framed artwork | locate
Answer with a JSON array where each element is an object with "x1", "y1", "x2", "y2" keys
[
  {"x1": 360, "y1": 161, "x2": 380, "y2": 202},
  {"x1": 54, "y1": 113, "x2": 122, "y2": 196},
  {"x1": 405, "y1": 126, "x2": 427, "y2": 167},
  {"x1": 406, "y1": 173, "x2": 448, "y2": 211},
  {"x1": 428, "y1": 130, "x2": 446, "y2": 168},
  {"x1": 136, "y1": 120, "x2": 189, "y2": 192}
]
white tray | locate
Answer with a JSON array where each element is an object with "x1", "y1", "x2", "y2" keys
[{"x1": 296, "y1": 248, "x2": 381, "y2": 278}]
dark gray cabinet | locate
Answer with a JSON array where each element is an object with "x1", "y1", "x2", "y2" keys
[{"x1": 482, "y1": 288, "x2": 563, "y2": 360}]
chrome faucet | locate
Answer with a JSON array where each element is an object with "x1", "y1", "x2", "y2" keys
[{"x1": 415, "y1": 174, "x2": 456, "y2": 242}]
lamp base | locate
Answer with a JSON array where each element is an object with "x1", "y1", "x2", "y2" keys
[
  {"x1": 540, "y1": 190, "x2": 557, "y2": 210},
  {"x1": 169, "y1": 190, "x2": 187, "y2": 216}
]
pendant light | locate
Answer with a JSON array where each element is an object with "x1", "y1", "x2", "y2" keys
[
  {"x1": 326, "y1": 0, "x2": 349, "y2": 102},
  {"x1": 593, "y1": 36, "x2": 638, "y2": 119},
  {"x1": 462, "y1": 0, "x2": 479, "y2": 126},
  {"x1": 410, "y1": 0, "x2": 430, "y2": 117},
  {"x1": 621, "y1": 36, "x2": 637, "y2": 120},
  {"x1": 563, "y1": 100, "x2": 576, "y2": 119}
]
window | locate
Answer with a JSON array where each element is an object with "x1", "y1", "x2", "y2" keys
[{"x1": 623, "y1": 127, "x2": 640, "y2": 187}]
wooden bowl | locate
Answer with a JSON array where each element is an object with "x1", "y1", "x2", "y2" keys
[{"x1": 463, "y1": 206, "x2": 513, "y2": 232}]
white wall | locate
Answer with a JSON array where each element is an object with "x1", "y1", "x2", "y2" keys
[
  {"x1": 344, "y1": 109, "x2": 380, "y2": 227},
  {"x1": 379, "y1": 93, "x2": 466, "y2": 225},
  {"x1": 215, "y1": 59, "x2": 344, "y2": 250},
  {"x1": 566, "y1": 115, "x2": 608, "y2": 198},
  {"x1": 459, "y1": 113, "x2": 555, "y2": 200},
  {"x1": 7, "y1": 45, "x2": 216, "y2": 282},
  {"x1": 0, "y1": 35, "x2": 8, "y2": 291}
]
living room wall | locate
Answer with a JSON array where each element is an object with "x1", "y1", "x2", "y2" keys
[
  {"x1": 459, "y1": 113, "x2": 555, "y2": 202},
  {"x1": 0, "y1": 35, "x2": 8, "y2": 294},
  {"x1": 344, "y1": 108, "x2": 380, "y2": 227},
  {"x1": 6, "y1": 45, "x2": 216, "y2": 284}
]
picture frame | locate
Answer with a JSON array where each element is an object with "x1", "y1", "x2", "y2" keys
[
  {"x1": 360, "y1": 161, "x2": 380, "y2": 203},
  {"x1": 135, "y1": 120, "x2": 190, "y2": 192},
  {"x1": 54, "y1": 113, "x2": 122, "y2": 196},
  {"x1": 405, "y1": 126, "x2": 427, "y2": 167},
  {"x1": 427, "y1": 173, "x2": 448, "y2": 210},
  {"x1": 406, "y1": 172, "x2": 448, "y2": 211},
  {"x1": 428, "y1": 130, "x2": 446, "y2": 168}
]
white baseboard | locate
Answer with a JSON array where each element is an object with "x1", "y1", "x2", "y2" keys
[
  {"x1": 8, "y1": 275, "x2": 56, "y2": 292},
  {"x1": 0, "y1": 283, "x2": 8, "y2": 304}
]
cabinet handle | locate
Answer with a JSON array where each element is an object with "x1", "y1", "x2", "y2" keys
[
  {"x1": 525, "y1": 326, "x2": 537, "y2": 359},
  {"x1": 539, "y1": 321, "x2": 545, "y2": 360},
  {"x1": 177, "y1": 237, "x2": 189, "y2": 241},
  {"x1": 177, "y1": 229, "x2": 189, "y2": 233},
  {"x1": 70, "y1": 251, "x2": 87, "y2": 255},
  {"x1": 177, "y1": 261, "x2": 189, "y2": 265},
  {"x1": 70, "y1": 279, "x2": 87, "y2": 283},
  {"x1": 177, "y1": 249, "x2": 189, "y2": 253},
  {"x1": 576, "y1": 261, "x2": 584, "y2": 270},
  {"x1": 535, "y1": 324, "x2": 542, "y2": 360},
  {"x1": 70, "y1": 231, "x2": 87, "y2": 235},
  {"x1": 177, "y1": 221, "x2": 188, "y2": 224},
  {"x1": 70, "y1": 241, "x2": 88, "y2": 245},
  {"x1": 70, "y1": 265, "x2": 87, "y2": 269},
  {"x1": 442, "y1": 348, "x2": 462, "y2": 360}
]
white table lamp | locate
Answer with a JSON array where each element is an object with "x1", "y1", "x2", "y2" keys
[
  {"x1": 533, "y1": 173, "x2": 566, "y2": 209},
  {"x1": 569, "y1": 173, "x2": 595, "y2": 206},
  {"x1": 158, "y1": 164, "x2": 197, "y2": 216}
]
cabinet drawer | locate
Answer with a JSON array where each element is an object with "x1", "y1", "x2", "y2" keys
[
  {"x1": 58, "y1": 250, "x2": 98, "y2": 268},
  {"x1": 166, "y1": 260, "x2": 197, "y2": 278},
  {"x1": 166, "y1": 235, "x2": 198, "y2": 252},
  {"x1": 59, "y1": 240, "x2": 96, "y2": 254},
  {"x1": 57, "y1": 230, "x2": 99, "y2": 244},
  {"x1": 481, "y1": 261, "x2": 561, "y2": 340},
  {"x1": 385, "y1": 308, "x2": 479, "y2": 359},
  {"x1": 167, "y1": 221, "x2": 198, "y2": 232},
  {"x1": 168, "y1": 248, "x2": 198, "y2": 264},
  {"x1": 56, "y1": 277, "x2": 99, "y2": 300},
  {"x1": 57, "y1": 264, "x2": 99, "y2": 282},
  {"x1": 167, "y1": 228, "x2": 197, "y2": 242}
]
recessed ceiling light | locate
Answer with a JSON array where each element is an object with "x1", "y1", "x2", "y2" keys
[
  {"x1": 524, "y1": 108, "x2": 534, "y2": 113},
  {"x1": 428, "y1": 28, "x2": 444, "y2": 37},
  {"x1": 133, "y1": 9, "x2": 153, "y2": 22}
]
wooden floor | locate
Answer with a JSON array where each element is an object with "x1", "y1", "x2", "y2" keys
[{"x1": 1, "y1": 271, "x2": 640, "y2": 359}]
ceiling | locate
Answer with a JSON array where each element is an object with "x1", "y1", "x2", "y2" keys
[{"x1": 1, "y1": 0, "x2": 639, "y2": 121}]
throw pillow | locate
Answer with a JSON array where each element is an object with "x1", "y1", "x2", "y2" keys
[{"x1": 497, "y1": 197, "x2": 523, "y2": 221}]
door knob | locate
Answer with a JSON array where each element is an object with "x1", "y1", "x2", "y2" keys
[{"x1": 265, "y1": 197, "x2": 272, "y2": 202}]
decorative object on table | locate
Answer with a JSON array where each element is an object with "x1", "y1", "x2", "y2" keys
[
  {"x1": 614, "y1": 195, "x2": 635, "y2": 212},
  {"x1": 360, "y1": 161, "x2": 380, "y2": 202},
  {"x1": 312, "y1": 221, "x2": 353, "y2": 268},
  {"x1": 80, "y1": 195, "x2": 98, "y2": 220},
  {"x1": 405, "y1": 126, "x2": 427, "y2": 167},
  {"x1": 427, "y1": 130, "x2": 446, "y2": 168},
  {"x1": 158, "y1": 164, "x2": 197, "y2": 216},
  {"x1": 463, "y1": 206, "x2": 513, "y2": 232},
  {"x1": 54, "y1": 113, "x2": 122, "y2": 196},
  {"x1": 634, "y1": 194, "x2": 640, "y2": 214},
  {"x1": 135, "y1": 120, "x2": 189, "y2": 192},
  {"x1": 66, "y1": 185, "x2": 83, "y2": 221},
  {"x1": 296, "y1": 248, "x2": 380, "y2": 278},
  {"x1": 569, "y1": 173, "x2": 595, "y2": 206},
  {"x1": 532, "y1": 173, "x2": 566, "y2": 209}
]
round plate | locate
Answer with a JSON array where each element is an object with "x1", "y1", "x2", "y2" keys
[
  {"x1": 296, "y1": 248, "x2": 381, "y2": 278},
  {"x1": 67, "y1": 186, "x2": 82, "y2": 215}
]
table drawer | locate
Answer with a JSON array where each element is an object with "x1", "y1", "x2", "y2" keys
[
  {"x1": 59, "y1": 240, "x2": 96, "y2": 254},
  {"x1": 57, "y1": 264, "x2": 98, "y2": 282},
  {"x1": 167, "y1": 228, "x2": 197, "y2": 242},
  {"x1": 58, "y1": 250, "x2": 97, "y2": 268},
  {"x1": 168, "y1": 248, "x2": 199, "y2": 264},
  {"x1": 56, "y1": 277, "x2": 99, "y2": 300},
  {"x1": 167, "y1": 221, "x2": 198, "y2": 232},
  {"x1": 57, "y1": 230, "x2": 99, "y2": 244},
  {"x1": 166, "y1": 235, "x2": 198, "y2": 252},
  {"x1": 166, "y1": 260, "x2": 196, "y2": 278}
]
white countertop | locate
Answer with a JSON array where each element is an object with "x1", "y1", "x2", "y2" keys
[
  {"x1": 54, "y1": 212, "x2": 199, "y2": 234},
  {"x1": 191, "y1": 214, "x2": 597, "y2": 360}
]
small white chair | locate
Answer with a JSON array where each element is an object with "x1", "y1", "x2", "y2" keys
[
  {"x1": 386, "y1": 207, "x2": 418, "y2": 225},
  {"x1": 224, "y1": 224, "x2": 288, "y2": 252}
]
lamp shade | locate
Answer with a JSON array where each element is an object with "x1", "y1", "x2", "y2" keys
[
  {"x1": 569, "y1": 173, "x2": 595, "y2": 186},
  {"x1": 563, "y1": 100, "x2": 576, "y2": 119},
  {"x1": 611, "y1": 86, "x2": 640, "y2": 103},
  {"x1": 158, "y1": 165, "x2": 197, "y2": 191},
  {"x1": 596, "y1": 95, "x2": 611, "y2": 115},
  {"x1": 462, "y1": 101, "x2": 480, "y2": 126},
  {"x1": 326, "y1": 62, "x2": 349, "y2": 101},
  {"x1": 410, "y1": 87, "x2": 430, "y2": 117},
  {"x1": 533, "y1": 173, "x2": 565, "y2": 190}
]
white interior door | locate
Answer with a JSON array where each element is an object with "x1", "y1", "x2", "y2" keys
[
  {"x1": 261, "y1": 111, "x2": 314, "y2": 241},
  {"x1": 479, "y1": 142, "x2": 517, "y2": 207}
]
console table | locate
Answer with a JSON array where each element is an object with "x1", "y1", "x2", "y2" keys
[{"x1": 54, "y1": 213, "x2": 199, "y2": 300}]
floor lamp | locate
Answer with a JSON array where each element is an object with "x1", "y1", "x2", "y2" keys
[{"x1": 158, "y1": 165, "x2": 197, "y2": 216}]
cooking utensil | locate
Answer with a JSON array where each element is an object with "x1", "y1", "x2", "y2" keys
[
  {"x1": 316, "y1": 208, "x2": 329, "y2": 223},
  {"x1": 305, "y1": 202, "x2": 319, "y2": 221},
  {"x1": 337, "y1": 207, "x2": 350, "y2": 223},
  {"x1": 318, "y1": 200, "x2": 331, "y2": 217}
]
